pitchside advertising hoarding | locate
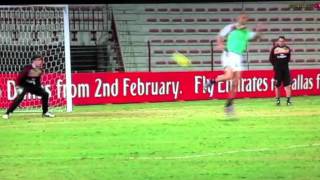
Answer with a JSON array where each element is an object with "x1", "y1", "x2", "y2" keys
[{"x1": 0, "y1": 69, "x2": 320, "y2": 107}]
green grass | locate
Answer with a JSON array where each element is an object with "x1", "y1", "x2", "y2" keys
[{"x1": 1, "y1": 96, "x2": 320, "y2": 180}]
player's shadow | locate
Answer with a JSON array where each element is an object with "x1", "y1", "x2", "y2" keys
[{"x1": 217, "y1": 116, "x2": 239, "y2": 121}]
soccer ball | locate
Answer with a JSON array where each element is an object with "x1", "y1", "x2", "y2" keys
[{"x1": 171, "y1": 52, "x2": 191, "y2": 67}]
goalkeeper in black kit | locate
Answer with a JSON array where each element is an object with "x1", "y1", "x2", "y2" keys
[
  {"x1": 269, "y1": 36, "x2": 292, "y2": 106},
  {"x1": 2, "y1": 55, "x2": 55, "y2": 119}
]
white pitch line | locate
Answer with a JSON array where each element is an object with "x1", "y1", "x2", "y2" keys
[
  {"x1": 0, "y1": 143, "x2": 319, "y2": 161},
  {"x1": 128, "y1": 142, "x2": 320, "y2": 160}
]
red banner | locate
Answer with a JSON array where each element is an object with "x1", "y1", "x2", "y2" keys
[{"x1": 0, "y1": 69, "x2": 320, "y2": 107}]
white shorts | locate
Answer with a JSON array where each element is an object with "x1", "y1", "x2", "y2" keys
[{"x1": 221, "y1": 51, "x2": 243, "y2": 71}]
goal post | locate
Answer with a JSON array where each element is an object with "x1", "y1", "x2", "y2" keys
[{"x1": 0, "y1": 5, "x2": 72, "y2": 113}]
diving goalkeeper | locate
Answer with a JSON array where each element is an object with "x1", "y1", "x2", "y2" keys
[{"x1": 2, "y1": 55, "x2": 55, "y2": 119}]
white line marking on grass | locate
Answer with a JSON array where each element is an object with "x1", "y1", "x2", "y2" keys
[
  {"x1": 128, "y1": 142, "x2": 320, "y2": 160},
  {"x1": 1, "y1": 143, "x2": 319, "y2": 161}
]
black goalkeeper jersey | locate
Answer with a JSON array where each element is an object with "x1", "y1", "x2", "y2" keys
[
  {"x1": 16, "y1": 65, "x2": 43, "y2": 87},
  {"x1": 269, "y1": 45, "x2": 291, "y2": 69}
]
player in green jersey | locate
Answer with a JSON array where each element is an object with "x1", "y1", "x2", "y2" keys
[{"x1": 205, "y1": 13, "x2": 263, "y2": 116}]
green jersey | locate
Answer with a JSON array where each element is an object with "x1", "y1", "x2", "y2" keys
[{"x1": 219, "y1": 24, "x2": 255, "y2": 54}]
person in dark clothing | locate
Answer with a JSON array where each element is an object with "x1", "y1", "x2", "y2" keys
[
  {"x1": 3, "y1": 55, "x2": 55, "y2": 119},
  {"x1": 269, "y1": 36, "x2": 292, "y2": 106}
]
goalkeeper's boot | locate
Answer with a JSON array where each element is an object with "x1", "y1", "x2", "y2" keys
[
  {"x1": 2, "y1": 113, "x2": 12, "y2": 120},
  {"x1": 42, "y1": 112, "x2": 55, "y2": 118},
  {"x1": 286, "y1": 97, "x2": 292, "y2": 106},
  {"x1": 204, "y1": 79, "x2": 215, "y2": 92},
  {"x1": 275, "y1": 98, "x2": 280, "y2": 106}
]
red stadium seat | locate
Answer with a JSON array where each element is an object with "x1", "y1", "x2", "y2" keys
[
  {"x1": 281, "y1": 28, "x2": 292, "y2": 32},
  {"x1": 257, "y1": 8, "x2": 266, "y2": 11},
  {"x1": 151, "y1": 39, "x2": 161, "y2": 43},
  {"x1": 178, "y1": 50, "x2": 187, "y2": 53},
  {"x1": 293, "y1": 7, "x2": 303, "y2": 11},
  {"x1": 232, "y1": 8, "x2": 242, "y2": 11},
  {"x1": 159, "y1": 18, "x2": 170, "y2": 22},
  {"x1": 184, "y1": 19, "x2": 195, "y2": 22},
  {"x1": 200, "y1": 39, "x2": 210, "y2": 43},
  {"x1": 294, "y1": 49, "x2": 304, "y2": 52},
  {"x1": 201, "y1": 50, "x2": 211, "y2": 53},
  {"x1": 154, "y1": 50, "x2": 164, "y2": 54},
  {"x1": 294, "y1": 28, "x2": 303, "y2": 32},
  {"x1": 295, "y1": 59, "x2": 305, "y2": 63},
  {"x1": 145, "y1": 8, "x2": 154, "y2": 12},
  {"x1": 294, "y1": 38, "x2": 304, "y2": 42},
  {"x1": 203, "y1": 61, "x2": 212, "y2": 64},
  {"x1": 182, "y1": 8, "x2": 193, "y2": 12},
  {"x1": 161, "y1": 29, "x2": 171, "y2": 32},
  {"x1": 172, "y1": 18, "x2": 182, "y2": 22},
  {"x1": 257, "y1": 18, "x2": 267, "y2": 22},
  {"x1": 261, "y1": 60, "x2": 270, "y2": 63},
  {"x1": 163, "y1": 39, "x2": 174, "y2": 43},
  {"x1": 250, "y1": 60, "x2": 260, "y2": 63},
  {"x1": 195, "y1": 8, "x2": 205, "y2": 12},
  {"x1": 270, "y1": 18, "x2": 279, "y2": 21},
  {"x1": 248, "y1": 18, "x2": 255, "y2": 22},
  {"x1": 214, "y1": 61, "x2": 221, "y2": 64},
  {"x1": 165, "y1": 50, "x2": 175, "y2": 54},
  {"x1": 208, "y1": 8, "x2": 218, "y2": 12},
  {"x1": 187, "y1": 39, "x2": 198, "y2": 43},
  {"x1": 197, "y1": 18, "x2": 207, "y2": 22},
  {"x1": 281, "y1": 7, "x2": 290, "y2": 11},
  {"x1": 260, "y1": 49, "x2": 269, "y2": 53},
  {"x1": 293, "y1": 18, "x2": 302, "y2": 21},
  {"x1": 305, "y1": 17, "x2": 314, "y2": 21},
  {"x1": 305, "y1": 28, "x2": 315, "y2": 32},
  {"x1": 245, "y1": 8, "x2": 254, "y2": 11},
  {"x1": 305, "y1": 38, "x2": 315, "y2": 42},
  {"x1": 269, "y1": 7, "x2": 279, "y2": 11},
  {"x1": 176, "y1": 39, "x2": 186, "y2": 43},
  {"x1": 186, "y1": 29, "x2": 196, "y2": 33},
  {"x1": 170, "y1": 8, "x2": 180, "y2": 12},
  {"x1": 259, "y1": 38, "x2": 269, "y2": 42},
  {"x1": 174, "y1": 29, "x2": 184, "y2": 33},
  {"x1": 306, "y1": 49, "x2": 316, "y2": 52},
  {"x1": 221, "y1": 18, "x2": 232, "y2": 22},
  {"x1": 306, "y1": 59, "x2": 316, "y2": 62},
  {"x1": 198, "y1": 29, "x2": 209, "y2": 32},
  {"x1": 210, "y1": 29, "x2": 220, "y2": 32},
  {"x1": 209, "y1": 18, "x2": 219, "y2": 22},
  {"x1": 155, "y1": 61, "x2": 166, "y2": 65},
  {"x1": 248, "y1": 49, "x2": 258, "y2": 53},
  {"x1": 270, "y1": 28, "x2": 280, "y2": 32},
  {"x1": 189, "y1": 49, "x2": 200, "y2": 54},
  {"x1": 281, "y1": 17, "x2": 291, "y2": 21},
  {"x1": 220, "y1": 8, "x2": 230, "y2": 11},
  {"x1": 168, "y1": 61, "x2": 177, "y2": 64},
  {"x1": 149, "y1": 29, "x2": 159, "y2": 33},
  {"x1": 157, "y1": 8, "x2": 168, "y2": 12},
  {"x1": 191, "y1": 61, "x2": 201, "y2": 64}
]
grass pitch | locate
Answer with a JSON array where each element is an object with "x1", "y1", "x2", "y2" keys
[{"x1": 1, "y1": 96, "x2": 320, "y2": 180}]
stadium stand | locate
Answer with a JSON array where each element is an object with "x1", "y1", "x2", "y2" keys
[{"x1": 110, "y1": 1, "x2": 320, "y2": 72}]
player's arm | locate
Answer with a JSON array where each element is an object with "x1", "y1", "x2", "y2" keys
[
  {"x1": 250, "y1": 23, "x2": 264, "y2": 40},
  {"x1": 216, "y1": 24, "x2": 233, "y2": 50},
  {"x1": 269, "y1": 46, "x2": 276, "y2": 66},
  {"x1": 287, "y1": 46, "x2": 291, "y2": 62},
  {"x1": 16, "y1": 66, "x2": 30, "y2": 86},
  {"x1": 216, "y1": 36, "x2": 225, "y2": 50}
]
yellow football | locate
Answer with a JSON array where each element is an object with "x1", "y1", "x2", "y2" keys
[{"x1": 171, "y1": 52, "x2": 191, "y2": 67}]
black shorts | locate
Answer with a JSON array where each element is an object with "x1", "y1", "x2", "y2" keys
[{"x1": 274, "y1": 67, "x2": 291, "y2": 87}]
